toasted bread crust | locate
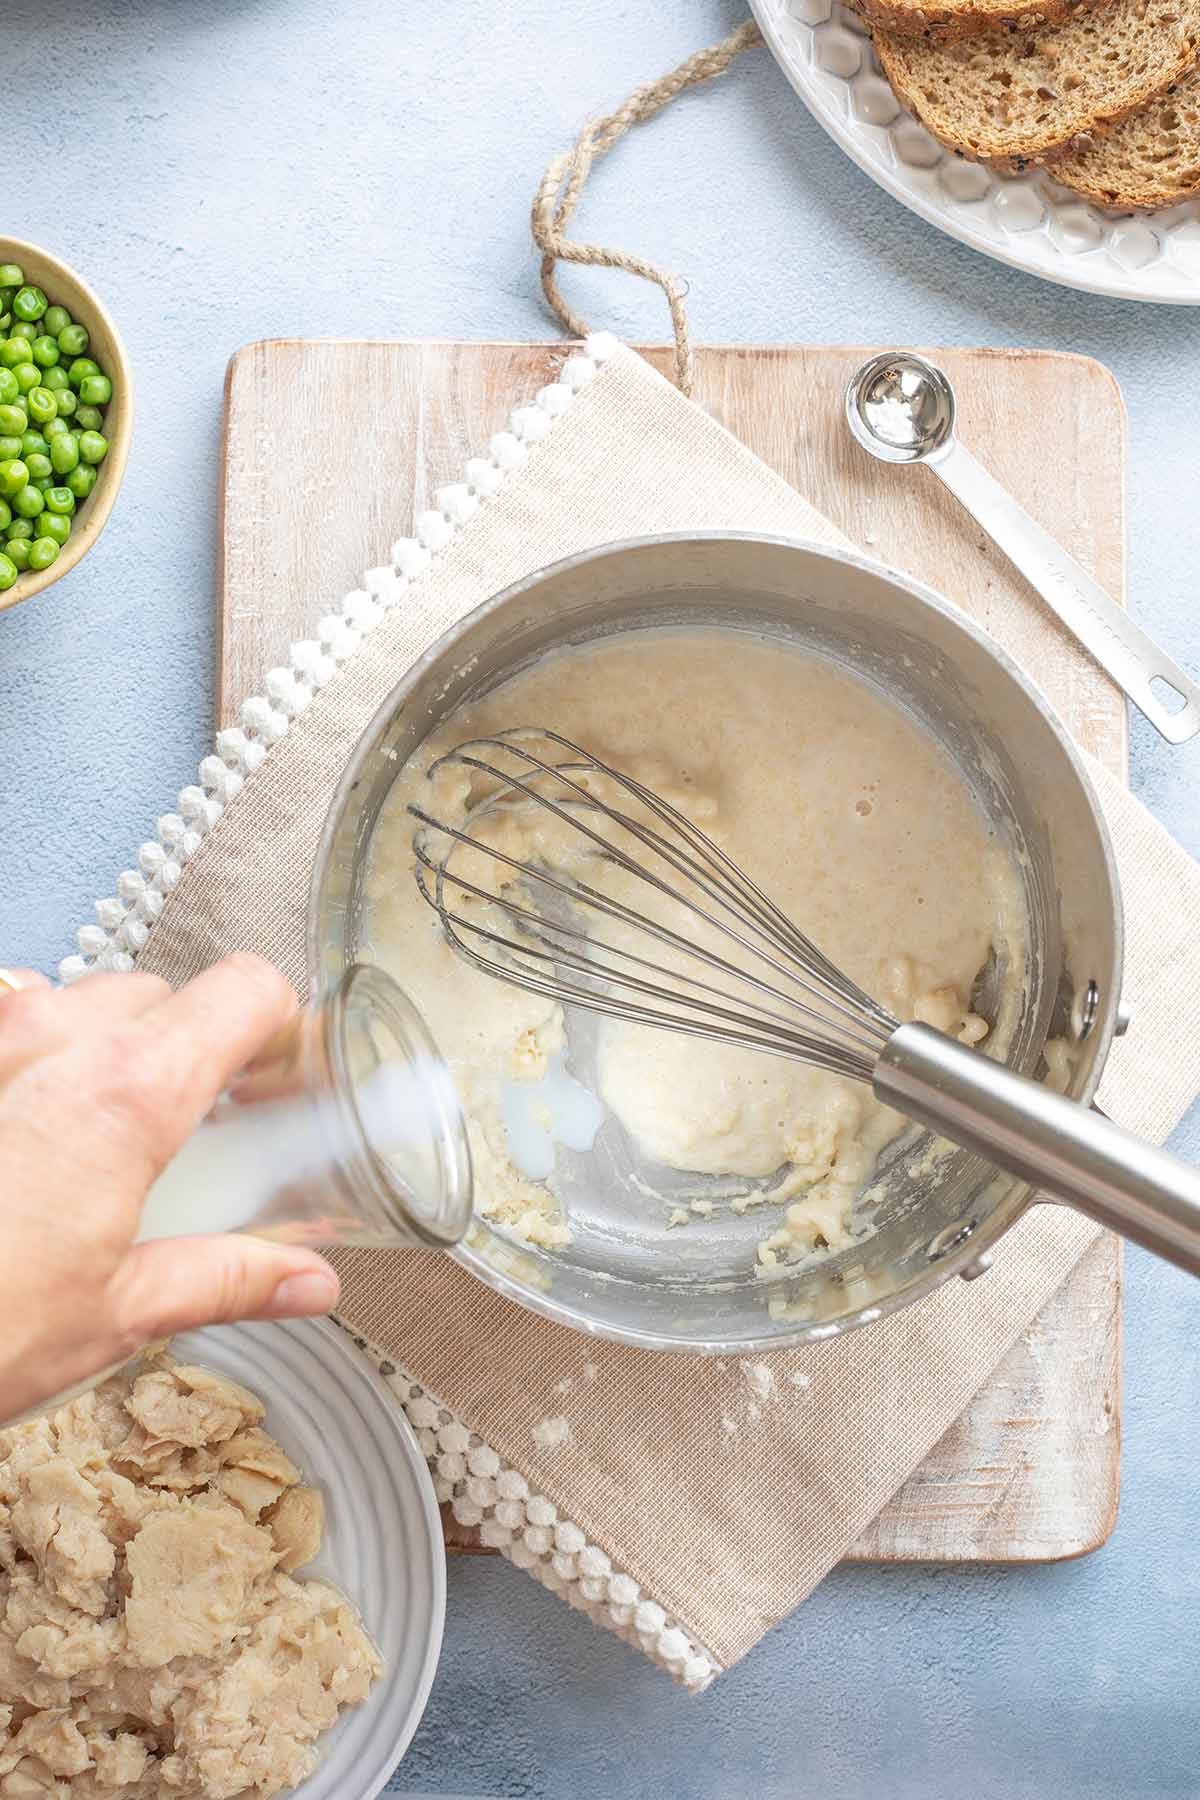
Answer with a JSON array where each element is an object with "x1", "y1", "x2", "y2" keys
[
  {"x1": 1060, "y1": 165, "x2": 1200, "y2": 210},
  {"x1": 1055, "y1": 67, "x2": 1200, "y2": 207},
  {"x1": 850, "y1": 0, "x2": 1097, "y2": 41},
  {"x1": 874, "y1": 5, "x2": 1200, "y2": 174}
]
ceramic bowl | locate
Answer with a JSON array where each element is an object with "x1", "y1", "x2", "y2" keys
[
  {"x1": 166, "y1": 1317, "x2": 444, "y2": 1796},
  {"x1": 0, "y1": 238, "x2": 132, "y2": 613}
]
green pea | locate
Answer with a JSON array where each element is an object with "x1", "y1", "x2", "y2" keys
[
  {"x1": 5, "y1": 517, "x2": 33, "y2": 540},
  {"x1": 5, "y1": 537, "x2": 29, "y2": 570},
  {"x1": 27, "y1": 536, "x2": 58, "y2": 571},
  {"x1": 42, "y1": 305, "x2": 70, "y2": 337},
  {"x1": 0, "y1": 458, "x2": 26, "y2": 495},
  {"x1": 0, "y1": 438, "x2": 20, "y2": 462},
  {"x1": 12, "y1": 286, "x2": 47, "y2": 322},
  {"x1": 12, "y1": 483, "x2": 44, "y2": 519},
  {"x1": 41, "y1": 419, "x2": 69, "y2": 442},
  {"x1": 0, "y1": 498, "x2": 9, "y2": 530},
  {"x1": 24, "y1": 453, "x2": 52, "y2": 482},
  {"x1": 67, "y1": 356, "x2": 99, "y2": 388},
  {"x1": 74, "y1": 404, "x2": 103, "y2": 431},
  {"x1": 13, "y1": 364, "x2": 39, "y2": 395},
  {"x1": 43, "y1": 485, "x2": 74, "y2": 515},
  {"x1": 32, "y1": 478, "x2": 53, "y2": 493},
  {"x1": 65, "y1": 463, "x2": 96, "y2": 499},
  {"x1": 38, "y1": 510, "x2": 70, "y2": 545},
  {"x1": 57, "y1": 322, "x2": 88, "y2": 357},
  {"x1": 26, "y1": 387, "x2": 57, "y2": 424},
  {"x1": 0, "y1": 551, "x2": 16, "y2": 591},
  {"x1": 20, "y1": 430, "x2": 48, "y2": 455},
  {"x1": 49, "y1": 433, "x2": 78, "y2": 474},
  {"x1": 78, "y1": 373, "x2": 112, "y2": 407},
  {"x1": 30, "y1": 335, "x2": 60, "y2": 369},
  {"x1": 0, "y1": 339, "x2": 30, "y2": 368},
  {"x1": 55, "y1": 388, "x2": 77, "y2": 418},
  {"x1": 8, "y1": 320, "x2": 36, "y2": 342},
  {"x1": 78, "y1": 430, "x2": 108, "y2": 466},
  {"x1": 0, "y1": 405, "x2": 26, "y2": 437},
  {"x1": 0, "y1": 370, "x2": 17, "y2": 406},
  {"x1": 41, "y1": 365, "x2": 69, "y2": 392},
  {"x1": 0, "y1": 265, "x2": 24, "y2": 290}
]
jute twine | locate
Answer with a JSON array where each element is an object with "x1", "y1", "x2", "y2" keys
[{"x1": 531, "y1": 18, "x2": 764, "y2": 398}]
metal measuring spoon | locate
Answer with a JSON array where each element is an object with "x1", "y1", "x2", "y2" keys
[{"x1": 845, "y1": 351, "x2": 1200, "y2": 746}]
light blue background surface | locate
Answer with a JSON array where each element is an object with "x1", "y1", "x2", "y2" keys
[{"x1": 5, "y1": 3, "x2": 1200, "y2": 1795}]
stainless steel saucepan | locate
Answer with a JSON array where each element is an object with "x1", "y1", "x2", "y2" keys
[{"x1": 311, "y1": 533, "x2": 1125, "y2": 1353}]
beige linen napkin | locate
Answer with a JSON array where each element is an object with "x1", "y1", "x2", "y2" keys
[{"x1": 132, "y1": 339, "x2": 1200, "y2": 1679}]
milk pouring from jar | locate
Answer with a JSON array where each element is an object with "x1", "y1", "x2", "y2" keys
[{"x1": 137, "y1": 965, "x2": 473, "y2": 1252}]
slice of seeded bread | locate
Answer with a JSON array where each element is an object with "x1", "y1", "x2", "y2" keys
[
  {"x1": 1055, "y1": 64, "x2": 1200, "y2": 206},
  {"x1": 851, "y1": 0, "x2": 1099, "y2": 41},
  {"x1": 874, "y1": 0, "x2": 1200, "y2": 172}
]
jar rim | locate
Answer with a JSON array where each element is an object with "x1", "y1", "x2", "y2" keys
[{"x1": 325, "y1": 963, "x2": 474, "y2": 1250}]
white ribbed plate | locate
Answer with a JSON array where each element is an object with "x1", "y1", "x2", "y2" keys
[
  {"x1": 170, "y1": 1316, "x2": 444, "y2": 1799},
  {"x1": 751, "y1": 0, "x2": 1200, "y2": 304}
]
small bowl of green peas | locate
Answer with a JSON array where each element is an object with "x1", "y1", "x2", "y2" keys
[{"x1": 0, "y1": 239, "x2": 132, "y2": 612}]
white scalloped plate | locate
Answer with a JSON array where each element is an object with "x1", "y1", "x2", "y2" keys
[
  {"x1": 751, "y1": 0, "x2": 1200, "y2": 304},
  {"x1": 170, "y1": 1317, "x2": 444, "y2": 1800}
]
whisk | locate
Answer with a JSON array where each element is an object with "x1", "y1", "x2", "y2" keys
[{"x1": 410, "y1": 728, "x2": 1200, "y2": 1279}]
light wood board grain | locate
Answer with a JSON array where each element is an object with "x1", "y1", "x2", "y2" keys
[{"x1": 220, "y1": 340, "x2": 1125, "y2": 1564}]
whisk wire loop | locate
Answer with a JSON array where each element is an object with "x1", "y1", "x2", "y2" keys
[
  {"x1": 445, "y1": 735, "x2": 865, "y2": 999},
  {"x1": 409, "y1": 797, "x2": 883, "y2": 1056},
  {"x1": 410, "y1": 729, "x2": 897, "y2": 1080},
  {"x1": 412, "y1": 839, "x2": 878, "y2": 1075},
  {"x1": 438, "y1": 733, "x2": 892, "y2": 1039}
]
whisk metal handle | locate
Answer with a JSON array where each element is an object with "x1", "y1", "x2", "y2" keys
[{"x1": 875, "y1": 1022, "x2": 1200, "y2": 1278}]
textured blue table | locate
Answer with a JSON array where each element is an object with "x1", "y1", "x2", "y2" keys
[{"x1": 6, "y1": 3, "x2": 1200, "y2": 1795}]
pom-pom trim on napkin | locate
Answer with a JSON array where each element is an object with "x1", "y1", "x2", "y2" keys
[
  {"x1": 56, "y1": 333, "x2": 617, "y2": 984},
  {"x1": 343, "y1": 1325, "x2": 717, "y2": 1690},
  {"x1": 58, "y1": 329, "x2": 718, "y2": 1690}
]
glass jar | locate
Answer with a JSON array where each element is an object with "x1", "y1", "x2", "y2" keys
[
  {"x1": 138, "y1": 963, "x2": 473, "y2": 1250},
  {"x1": 5, "y1": 966, "x2": 471, "y2": 1428}
]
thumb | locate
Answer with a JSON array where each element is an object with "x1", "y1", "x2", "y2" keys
[{"x1": 112, "y1": 1235, "x2": 341, "y2": 1341}]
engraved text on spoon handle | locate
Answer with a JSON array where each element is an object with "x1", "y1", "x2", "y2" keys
[{"x1": 931, "y1": 438, "x2": 1200, "y2": 746}]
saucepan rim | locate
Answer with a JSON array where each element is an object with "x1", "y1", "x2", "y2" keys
[{"x1": 308, "y1": 531, "x2": 1124, "y2": 1353}]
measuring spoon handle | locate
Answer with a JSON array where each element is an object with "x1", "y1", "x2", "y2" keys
[{"x1": 931, "y1": 439, "x2": 1200, "y2": 745}]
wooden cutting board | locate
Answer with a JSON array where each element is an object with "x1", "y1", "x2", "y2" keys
[{"x1": 220, "y1": 341, "x2": 1124, "y2": 1564}]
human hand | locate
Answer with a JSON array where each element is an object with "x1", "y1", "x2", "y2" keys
[{"x1": 0, "y1": 955, "x2": 341, "y2": 1424}]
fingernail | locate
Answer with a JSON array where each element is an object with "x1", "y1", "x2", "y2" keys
[{"x1": 268, "y1": 1269, "x2": 339, "y2": 1318}]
